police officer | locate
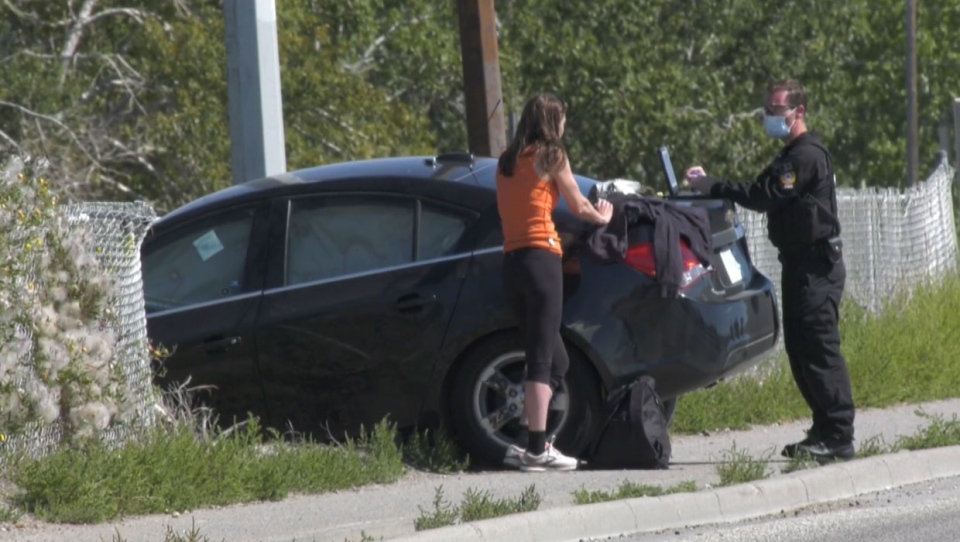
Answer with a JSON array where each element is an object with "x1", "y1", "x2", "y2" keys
[{"x1": 685, "y1": 79, "x2": 855, "y2": 463}]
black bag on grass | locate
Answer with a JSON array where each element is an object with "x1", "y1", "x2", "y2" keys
[{"x1": 587, "y1": 375, "x2": 671, "y2": 470}]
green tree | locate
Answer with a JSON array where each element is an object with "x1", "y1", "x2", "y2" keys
[
  {"x1": 0, "y1": 1, "x2": 443, "y2": 213},
  {"x1": 498, "y1": 0, "x2": 959, "y2": 190},
  {"x1": 2, "y1": 0, "x2": 958, "y2": 210}
]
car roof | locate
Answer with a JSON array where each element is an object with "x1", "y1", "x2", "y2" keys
[
  {"x1": 158, "y1": 155, "x2": 496, "y2": 222},
  {"x1": 156, "y1": 154, "x2": 598, "y2": 226}
]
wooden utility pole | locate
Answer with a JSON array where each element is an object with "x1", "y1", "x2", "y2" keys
[
  {"x1": 456, "y1": 0, "x2": 507, "y2": 158},
  {"x1": 906, "y1": 0, "x2": 919, "y2": 187}
]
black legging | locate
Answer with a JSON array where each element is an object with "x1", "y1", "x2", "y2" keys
[{"x1": 502, "y1": 248, "x2": 570, "y2": 390}]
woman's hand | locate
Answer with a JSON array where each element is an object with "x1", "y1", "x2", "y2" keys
[
  {"x1": 553, "y1": 158, "x2": 614, "y2": 225},
  {"x1": 595, "y1": 199, "x2": 613, "y2": 224}
]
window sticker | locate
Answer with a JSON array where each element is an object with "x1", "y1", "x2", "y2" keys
[{"x1": 193, "y1": 230, "x2": 225, "y2": 262}]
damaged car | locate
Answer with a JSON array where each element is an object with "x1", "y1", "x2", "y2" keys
[{"x1": 142, "y1": 151, "x2": 779, "y2": 464}]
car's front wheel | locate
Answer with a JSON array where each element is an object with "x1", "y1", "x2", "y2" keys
[{"x1": 448, "y1": 332, "x2": 603, "y2": 466}]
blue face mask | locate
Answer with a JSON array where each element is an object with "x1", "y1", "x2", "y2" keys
[{"x1": 763, "y1": 110, "x2": 796, "y2": 139}]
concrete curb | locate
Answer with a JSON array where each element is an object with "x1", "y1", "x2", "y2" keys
[{"x1": 388, "y1": 445, "x2": 960, "y2": 542}]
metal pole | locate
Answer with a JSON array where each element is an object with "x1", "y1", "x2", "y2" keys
[
  {"x1": 939, "y1": 117, "x2": 951, "y2": 156},
  {"x1": 954, "y1": 98, "x2": 960, "y2": 184},
  {"x1": 906, "y1": 0, "x2": 919, "y2": 187},
  {"x1": 224, "y1": 0, "x2": 287, "y2": 185},
  {"x1": 457, "y1": 0, "x2": 507, "y2": 158}
]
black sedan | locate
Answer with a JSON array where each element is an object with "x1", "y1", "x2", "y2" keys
[{"x1": 141, "y1": 153, "x2": 779, "y2": 464}]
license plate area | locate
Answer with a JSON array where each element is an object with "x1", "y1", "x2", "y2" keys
[{"x1": 718, "y1": 247, "x2": 744, "y2": 286}]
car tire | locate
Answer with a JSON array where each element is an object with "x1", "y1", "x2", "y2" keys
[{"x1": 448, "y1": 332, "x2": 603, "y2": 466}]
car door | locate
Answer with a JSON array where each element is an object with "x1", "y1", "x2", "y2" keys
[
  {"x1": 254, "y1": 192, "x2": 476, "y2": 439},
  {"x1": 143, "y1": 203, "x2": 270, "y2": 427}
]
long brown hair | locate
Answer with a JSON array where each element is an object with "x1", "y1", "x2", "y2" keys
[{"x1": 497, "y1": 93, "x2": 567, "y2": 178}]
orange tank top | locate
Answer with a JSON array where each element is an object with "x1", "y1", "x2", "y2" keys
[{"x1": 496, "y1": 148, "x2": 562, "y2": 256}]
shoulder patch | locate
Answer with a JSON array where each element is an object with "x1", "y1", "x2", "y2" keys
[{"x1": 780, "y1": 170, "x2": 796, "y2": 189}]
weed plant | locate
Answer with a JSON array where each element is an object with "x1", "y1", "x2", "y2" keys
[
  {"x1": 414, "y1": 484, "x2": 540, "y2": 531},
  {"x1": 714, "y1": 444, "x2": 771, "y2": 486},
  {"x1": 573, "y1": 480, "x2": 697, "y2": 504},
  {"x1": 402, "y1": 427, "x2": 469, "y2": 474}
]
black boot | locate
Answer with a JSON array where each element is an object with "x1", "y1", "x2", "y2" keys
[
  {"x1": 794, "y1": 439, "x2": 856, "y2": 464},
  {"x1": 781, "y1": 428, "x2": 820, "y2": 459}
]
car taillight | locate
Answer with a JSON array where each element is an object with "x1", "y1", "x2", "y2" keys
[{"x1": 623, "y1": 240, "x2": 711, "y2": 290}]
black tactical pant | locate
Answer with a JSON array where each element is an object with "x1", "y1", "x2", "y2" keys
[{"x1": 779, "y1": 248, "x2": 855, "y2": 443}]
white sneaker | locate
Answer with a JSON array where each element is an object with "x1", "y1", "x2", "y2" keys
[
  {"x1": 503, "y1": 444, "x2": 525, "y2": 468},
  {"x1": 519, "y1": 442, "x2": 578, "y2": 472}
]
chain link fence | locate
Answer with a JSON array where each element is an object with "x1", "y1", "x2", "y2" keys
[
  {"x1": 741, "y1": 154, "x2": 958, "y2": 344},
  {"x1": 3, "y1": 201, "x2": 158, "y2": 458}
]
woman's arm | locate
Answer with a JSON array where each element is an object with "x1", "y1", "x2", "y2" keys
[{"x1": 553, "y1": 158, "x2": 613, "y2": 225}]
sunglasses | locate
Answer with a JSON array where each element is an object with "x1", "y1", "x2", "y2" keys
[{"x1": 763, "y1": 105, "x2": 797, "y2": 116}]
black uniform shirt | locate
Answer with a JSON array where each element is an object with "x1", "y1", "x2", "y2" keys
[
  {"x1": 708, "y1": 132, "x2": 832, "y2": 212},
  {"x1": 706, "y1": 132, "x2": 838, "y2": 249}
]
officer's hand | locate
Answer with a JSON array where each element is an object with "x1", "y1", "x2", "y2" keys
[
  {"x1": 685, "y1": 166, "x2": 707, "y2": 180},
  {"x1": 685, "y1": 166, "x2": 712, "y2": 194}
]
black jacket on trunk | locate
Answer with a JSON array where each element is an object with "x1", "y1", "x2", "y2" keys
[{"x1": 585, "y1": 197, "x2": 713, "y2": 298}]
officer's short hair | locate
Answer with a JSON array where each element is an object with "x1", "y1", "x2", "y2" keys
[{"x1": 766, "y1": 80, "x2": 808, "y2": 110}]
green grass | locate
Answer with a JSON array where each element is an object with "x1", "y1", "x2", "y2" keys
[
  {"x1": 0, "y1": 505, "x2": 21, "y2": 524},
  {"x1": 674, "y1": 275, "x2": 960, "y2": 434},
  {"x1": 573, "y1": 480, "x2": 697, "y2": 505},
  {"x1": 402, "y1": 427, "x2": 470, "y2": 474},
  {"x1": 111, "y1": 522, "x2": 379, "y2": 542},
  {"x1": 671, "y1": 354, "x2": 807, "y2": 434},
  {"x1": 459, "y1": 485, "x2": 541, "y2": 522},
  {"x1": 111, "y1": 520, "x2": 214, "y2": 542},
  {"x1": 714, "y1": 444, "x2": 771, "y2": 486},
  {"x1": 891, "y1": 411, "x2": 960, "y2": 451},
  {"x1": 414, "y1": 484, "x2": 541, "y2": 531},
  {"x1": 5, "y1": 418, "x2": 405, "y2": 524},
  {"x1": 413, "y1": 486, "x2": 460, "y2": 531},
  {"x1": 780, "y1": 454, "x2": 821, "y2": 474},
  {"x1": 855, "y1": 434, "x2": 891, "y2": 459}
]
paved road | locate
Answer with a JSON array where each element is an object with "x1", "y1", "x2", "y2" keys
[
  {"x1": 627, "y1": 475, "x2": 960, "y2": 542},
  {"x1": 3, "y1": 399, "x2": 960, "y2": 542}
]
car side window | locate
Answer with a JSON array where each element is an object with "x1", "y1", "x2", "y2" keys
[
  {"x1": 142, "y1": 207, "x2": 256, "y2": 313},
  {"x1": 418, "y1": 203, "x2": 472, "y2": 260},
  {"x1": 285, "y1": 195, "x2": 415, "y2": 286}
]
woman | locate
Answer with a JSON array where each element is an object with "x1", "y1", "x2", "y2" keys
[{"x1": 496, "y1": 93, "x2": 613, "y2": 472}]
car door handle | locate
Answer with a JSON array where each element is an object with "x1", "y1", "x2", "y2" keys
[
  {"x1": 203, "y1": 335, "x2": 242, "y2": 354},
  {"x1": 396, "y1": 293, "x2": 437, "y2": 313}
]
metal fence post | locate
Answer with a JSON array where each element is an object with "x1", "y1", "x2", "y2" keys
[
  {"x1": 954, "y1": 98, "x2": 960, "y2": 214},
  {"x1": 905, "y1": 0, "x2": 919, "y2": 187},
  {"x1": 224, "y1": 0, "x2": 287, "y2": 185},
  {"x1": 939, "y1": 117, "x2": 951, "y2": 157}
]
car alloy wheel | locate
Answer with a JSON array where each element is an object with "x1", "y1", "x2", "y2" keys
[
  {"x1": 448, "y1": 332, "x2": 601, "y2": 466},
  {"x1": 469, "y1": 349, "x2": 570, "y2": 450}
]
